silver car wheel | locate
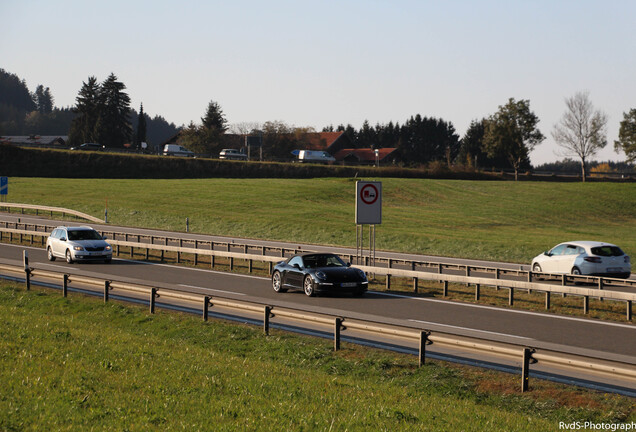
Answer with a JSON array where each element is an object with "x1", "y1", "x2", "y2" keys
[
  {"x1": 47, "y1": 247, "x2": 56, "y2": 262},
  {"x1": 571, "y1": 267, "x2": 581, "y2": 275},
  {"x1": 65, "y1": 249, "x2": 74, "y2": 264},
  {"x1": 532, "y1": 263, "x2": 542, "y2": 273},
  {"x1": 303, "y1": 276, "x2": 315, "y2": 297}
]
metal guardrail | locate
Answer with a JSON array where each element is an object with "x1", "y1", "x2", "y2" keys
[
  {"x1": 0, "y1": 203, "x2": 103, "y2": 223},
  {"x1": 1, "y1": 224, "x2": 635, "y2": 321},
  {"x1": 1, "y1": 260, "x2": 635, "y2": 393}
]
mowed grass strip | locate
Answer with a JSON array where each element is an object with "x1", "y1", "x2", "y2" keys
[
  {"x1": 7, "y1": 177, "x2": 636, "y2": 263},
  {"x1": 1, "y1": 283, "x2": 634, "y2": 431}
]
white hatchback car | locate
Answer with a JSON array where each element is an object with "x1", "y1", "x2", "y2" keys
[
  {"x1": 46, "y1": 226, "x2": 112, "y2": 264},
  {"x1": 531, "y1": 241, "x2": 631, "y2": 279}
]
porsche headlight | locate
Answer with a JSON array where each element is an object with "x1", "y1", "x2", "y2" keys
[
  {"x1": 357, "y1": 269, "x2": 367, "y2": 279},
  {"x1": 315, "y1": 271, "x2": 327, "y2": 280}
]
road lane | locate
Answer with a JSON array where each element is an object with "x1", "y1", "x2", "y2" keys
[{"x1": 1, "y1": 242, "x2": 634, "y2": 362}]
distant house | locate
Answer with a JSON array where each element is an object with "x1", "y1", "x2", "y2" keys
[
  {"x1": 333, "y1": 148, "x2": 401, "y2": 165},
  {"x1": 0, "y1": 135, "x2": 67, "y2": 147},
  {"x1": 302, "y1": 132, "x2": 354, "y2": 155}
]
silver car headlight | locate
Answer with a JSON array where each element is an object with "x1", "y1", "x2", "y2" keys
[
  {"x1": 73, "y1": 246, "x2": 84, "y2": 251},
  {"x1": 105, "y1": 245, "x2": 112, "y2": 251}
]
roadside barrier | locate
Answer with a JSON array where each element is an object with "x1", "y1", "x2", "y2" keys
[
  {"x1": 1, "y1": 259, "x2": 634, "y2": 393},
  {"x1": 1, "y1": 222, "x2": 634, "y2": 320}
]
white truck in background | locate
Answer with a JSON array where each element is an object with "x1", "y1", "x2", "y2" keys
[
  {"x1": 163, "y1": 144, "x2": 195, "y2": 157},
  {"x1": 298, "y1": 150, "x2": 335, "y2": 163}
]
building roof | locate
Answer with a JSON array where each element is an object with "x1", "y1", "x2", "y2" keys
[
  {"x1": 304, "y1": 132, "x2": 346, "y2": 151},
  {"x1": 0, "y1": 135, "x2": 68, "y2": 145},
  {"x1": 333, "y1": 148, "x2": 399, "y2": 162}
]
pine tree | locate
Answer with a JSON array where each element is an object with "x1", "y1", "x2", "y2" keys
[
  {"x1": 201, "y1": 100, "x2": 227, "y2": 132},
  {"x1": 135, "y1": 103, "x2": 147, "y2": 150},
  {"x1": 96, "y1": 73, "x2": 132, "y2": 148},
  {"x1": 68, "y1": 76, "x2": 100, "y2": 146}
]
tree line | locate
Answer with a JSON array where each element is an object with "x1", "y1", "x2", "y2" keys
[
  {"x1": 2, "y1": 67, "x2": 636, "y2": 178},
  {"x1": 0, "y1": 69, "x2": 178, "y2": 148}
]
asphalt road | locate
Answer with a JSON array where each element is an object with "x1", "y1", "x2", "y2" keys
[{"x1": 1, "y1": 241, "x2": 634, "y2": 362}]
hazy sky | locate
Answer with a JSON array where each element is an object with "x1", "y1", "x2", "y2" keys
[{"x1": 2, "y1": 0, "x2": 635, "y2": 165}]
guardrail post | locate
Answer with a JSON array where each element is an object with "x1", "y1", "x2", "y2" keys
[
  {"x1": 628, "y1": 301, "x2": 633, "y2": 321},
  {"x1": 598, "y1": 278, "x2": 604, "y2": 301},
  {"x1": 230, "y1": 257, "x2": 234, "y2": 271},
  {"x1": 160, "y1": 249, "x2": 164, "y2": 262},
  {"x1": 194, "y1": 249, "x2": 198, "y2": 266},
  {"x1": 177, "y1": 239, "x2": 182, "y2": 263},
  {"x1": 442, "y1": 281, "x2": 448, "y2": 297},
  {"x1": 495, "y1": 268, "x2": 500, "y2": 290},
  {"x1": 334, "y1": 318, "x2": 342, "y2": 351},
  {"x1": 419, "y1": 331, "x2": 430, "y2": 367},
  {"x1": 150, "y1": 288, "x2": 157, "y2": 314},
  {"x1": 264, "y1": 306, "x2": 272, "y2": 335},
  {"x1": 248, "y1": 259, "x2": 253, "y2": 273},
  {"x1": 561, "y1": 274, "x2": 567, "y2": 286},
  {"x1": 475, "y1": 284, "x2": 480, "y2": 300},
  {"x1": 413, "y1": 277, "x2": 418, "y2": 293},
  {"x1": 268, "y1": 262, "x2": 273, "y2": 275},
  {"x1": 583, "y1": 296, "x2": 589, "y2": 314},
  {"x1": 527, "y1": 271, "x2": 532, "y2": 283},
  {"x1": 23, "y1": 251, "x2": 30, "y2": 291},
  {"x1": 545, "y1": 292, "x2": 551, "y2": 310},
  {"x1": 386, "y1": 274, "x2": 391, "y2": 290},
  {"x1": 63, "y1": 274, "x2": 69, "y2": 297},
  {"x1": 130, "y1": 246, "x2": 134, "y2": 258},
  {"x1": 509, "y1": 288, "x2": 514, "y2": 306},
  {"x1": 437, "y1": 263, "x2": 442, "y2": 274},
  {"x1": 203, "y1": 296, "x2": 210, "y2": 321},
  {"x1": 521, "y1": 348, "x2": 532, "y2": 392},
  {"x1": 145, "y1": 247, "x2": 149, "y2": 260},
  {"x1": 104, "y1": 281, "x2": 110, "y2": 303}
]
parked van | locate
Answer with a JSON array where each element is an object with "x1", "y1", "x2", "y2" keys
[
  {"x1": 298, "y1": 150, "x2": 335, "y2": 163},
  {"x1": 163, "y1": 144, "x2": 194, "y2": 157}
]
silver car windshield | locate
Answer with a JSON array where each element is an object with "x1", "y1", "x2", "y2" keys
[{"x1": 68, "y1": 230, "x2": 102, "y2": 241}]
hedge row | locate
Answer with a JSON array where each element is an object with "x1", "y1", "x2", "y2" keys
[{"x1": 0, "y1": 144, "x2": 500, "y2": 180}]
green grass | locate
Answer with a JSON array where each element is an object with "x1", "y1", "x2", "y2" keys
[
  {"x1": 6, "y1": 177, "x2": 636, "y2": 263},
  {"x1": 1, "y1": 282, "x2": 633, "y2": 431}
]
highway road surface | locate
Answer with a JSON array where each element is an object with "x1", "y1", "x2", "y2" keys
[{"x1": 0, "y1": 240, "x2": 634, "y2": 395}]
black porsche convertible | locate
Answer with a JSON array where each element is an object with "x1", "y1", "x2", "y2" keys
[{"x1": 272, "y1": 253, "x2": 368, "y2": 297}]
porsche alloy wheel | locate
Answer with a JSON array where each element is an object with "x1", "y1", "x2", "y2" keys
[{"x1": 303, "y1": 276, "x2": 315, "y2": 297}]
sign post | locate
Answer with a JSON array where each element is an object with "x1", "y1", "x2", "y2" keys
[
  {"x1": 0, "y1": 176, "x2": 7, "y2": 203},
  {"x1": 355, "y1": 181, "x2": 382, "y2": 266}
]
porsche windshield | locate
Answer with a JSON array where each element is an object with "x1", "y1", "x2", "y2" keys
[{"x1": 303, "y1": 254, "x2": 346, "y2": 269}]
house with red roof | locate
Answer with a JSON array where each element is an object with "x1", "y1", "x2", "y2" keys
[{"x1": 333, "y1": 147, "x2": 401, "y2": 165}]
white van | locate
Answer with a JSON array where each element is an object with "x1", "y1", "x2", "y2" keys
[
  {"x1": 163, "y1": 144, "x2": 194, "y2": 157},
  {"x1": 298, "y1": 150, "x2": 335, "y2": 163}
]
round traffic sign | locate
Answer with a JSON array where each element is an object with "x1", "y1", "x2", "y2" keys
[{"x1": 360, "y1": 184, "x2": 379, "y2": 205}]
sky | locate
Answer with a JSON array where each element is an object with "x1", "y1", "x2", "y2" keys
[{"x1": 1, "y1": 0, "x2": 635, "y2": 165}]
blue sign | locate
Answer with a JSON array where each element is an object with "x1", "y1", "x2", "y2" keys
[{"x1": 0, "y1": 177, "x2": 7, "y2": 195}]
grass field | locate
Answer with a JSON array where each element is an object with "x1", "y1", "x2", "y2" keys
[
  {"x1": 6, "y1": 177, "x2": 636, "y2": 263},
  {"x1": 1, "y1": 282, "x2": 634, "y2": 431}
]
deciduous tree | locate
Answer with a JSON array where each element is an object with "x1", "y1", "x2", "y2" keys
[
  {"x1": 615, "y1": 109, "x2": 636, "y2": 163},
  {"x1": 552, "y1": 92, "x2": 607, "y2": 181},
  {"x1": 483, "y1": 98, "x2": 544, "y2": 180}
]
